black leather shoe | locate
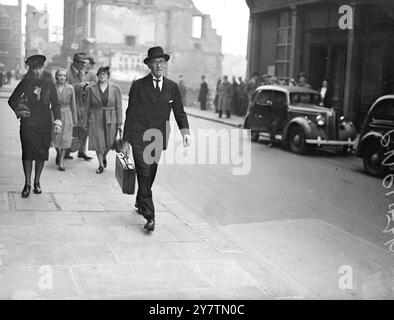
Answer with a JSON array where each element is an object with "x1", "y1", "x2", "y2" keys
[
  {"x1": 96, "y1": 166, "x2": 104, "y2": 174},
  {"x1": 144, "y1": 219, "x2": 155, "y2": 231},
  {"x1": 21, "y1": 184, "x2": 31, "y2": 198},
  {"x1": 33, "y1": 182, "x2": 42, "y2": 194},
  {"x1": 78, "y1": 152, "x2": 93, "y2": 161}
]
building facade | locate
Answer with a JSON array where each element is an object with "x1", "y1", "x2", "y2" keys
[
  {"x1": 25, "y1": 4, "x2": 49, "y2": 58},
  {"x1": 246, "y1": 0, "x2": 394, "y2": 127},
  {"x1": 0, "y1": 0, "x2": 22, "y2": 72},
  {"x1": 62, "y1": 0, "x2": 223, "y2": 99}
]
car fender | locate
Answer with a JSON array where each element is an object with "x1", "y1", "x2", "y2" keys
[
  {"x1": 338, "y1": 122, "x2": 358, "y2": 141},
  {"x1": 283, "y1": 117, "x2": 322, "y2": 143},
  {"x1": 356, "y1": 131, "x2": 385, "y2": 157}
]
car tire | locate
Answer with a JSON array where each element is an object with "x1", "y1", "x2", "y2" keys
[
  {"x1": 289, "y1": 126, "x2": 308, "y2": 154},
  {"x1": 363, "y1": 144, "x2": 389, "y2": 177}
]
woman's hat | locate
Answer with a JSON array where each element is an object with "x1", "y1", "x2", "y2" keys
[
  {"x1": 96, "y1": 66, "x2": 110, "y2": 76},
  {"x1": 25, "y1": 55, "x2": 46, "y2": 68},
  {"x1": 143, "y1": 46, "x2": 170, "y2": 65}
]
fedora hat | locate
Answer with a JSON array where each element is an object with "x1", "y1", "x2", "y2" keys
[
  {"x1": 73, "y1": 52, "x2": 89, "y2": 63},
  {"x1": 87, "y1": 57, "x2": 96, "y2": 65},
  {"x1": 143, "y1": 46, "x2": 170, "y2": 65},
  {"x1": 25, "y1": 54, "x2": 46, "y2": 68}
]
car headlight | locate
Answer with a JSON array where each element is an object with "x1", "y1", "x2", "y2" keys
[
  {"x1": 339, "y1": 116, "x2": 350, "y2": 129},
  {"x1": 315, "y1": 114, "x2": 325, "y2": 127}
]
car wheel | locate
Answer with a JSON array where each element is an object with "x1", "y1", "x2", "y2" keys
[
  {"x1": 289, "y1": 126, "x2": 308, "y2": 154},
  {"x1": 363, "y1": 144, "x2": 389, "y2": 177}
]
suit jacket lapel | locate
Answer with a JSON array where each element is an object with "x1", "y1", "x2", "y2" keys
[
  {"x1": 142, "y1": 74, "x2": 157, "y2": 105},
  {"x1": 91, "y1": 83, "x2": 102, "y2": 104}
]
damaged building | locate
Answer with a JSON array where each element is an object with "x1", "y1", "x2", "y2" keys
[{"x1": 62, "y1": 0, "x2": 223, "y2": 99}]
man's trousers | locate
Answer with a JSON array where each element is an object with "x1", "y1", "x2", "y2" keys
[{"x1": 131, "y1": 141, "x2": 163, "y2": 221}]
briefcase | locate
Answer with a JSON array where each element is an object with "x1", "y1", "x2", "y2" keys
[{"x1": 115, "y1": 152, "x2": 136, "y2": 195}]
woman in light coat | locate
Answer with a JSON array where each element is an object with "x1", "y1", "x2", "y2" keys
[
  {"x1": 53, "y1": 69, "x2": 77, "y2": 171},
  {"x1": 84, "y1": 66, "x2": 123, "y2": 173}
]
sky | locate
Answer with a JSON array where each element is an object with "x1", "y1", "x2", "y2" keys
[{"x1": 0, "y1": 0, "x2": 250, "y2": 56}]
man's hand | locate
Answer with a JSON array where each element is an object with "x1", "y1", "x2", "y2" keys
[
  {"x1": 120, "y1": 141, "x2": 130, "y2": 157},
  {"x1": 183, "y1": 134, "x2": 191, "y2": 147}
]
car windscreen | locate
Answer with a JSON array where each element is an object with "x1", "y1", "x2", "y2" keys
[{"x1": 290, "y1": 92, "x2": 321, "y2": 106}]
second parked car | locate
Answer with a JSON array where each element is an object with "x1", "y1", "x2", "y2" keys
[{"x1": 356, "y1": 95, "x2": 394, "y2": 177}]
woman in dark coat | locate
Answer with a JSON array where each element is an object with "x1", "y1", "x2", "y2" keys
[
  {"x1": 84, "y1": 66, "x2": 123, "y2": 174},
  {"x1": 8, "y1": 55, "x2": 62, "y2": 198}
]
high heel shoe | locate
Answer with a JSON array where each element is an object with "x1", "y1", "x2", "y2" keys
[
  {"x1": 33, "y1": 182, "x2": 42, "y2": 194},
  {"x1": 58, "y1": 165, "x2": 65, "y2": 171},
  {"x1": 21, "y1": 184, "x2": 31, "y2": 198},
  {"x1": 96, "y1": 166, "x2": 104, "y2": 174},
  {"x1": 103, "y1": 158, "x2": 107, "y2": 168}
]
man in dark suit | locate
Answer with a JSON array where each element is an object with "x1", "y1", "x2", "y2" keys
[
  {"x1": 122, "y1": 46, "x2": 191, "y2": 232},
  {"x1": 198, "y1": 75, "x2": 209, "y2": 110}
]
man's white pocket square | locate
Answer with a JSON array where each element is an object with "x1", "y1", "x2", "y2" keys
[{"x1": 169, "y1": 100, "x2": 174, "y2": 103}]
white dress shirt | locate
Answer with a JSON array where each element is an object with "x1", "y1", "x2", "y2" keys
[{"x1": 151, "y1": 74, "x2": 163, "y2": 92}]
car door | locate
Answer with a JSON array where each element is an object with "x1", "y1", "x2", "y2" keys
[
  {"x1": 369, "y1": 98, "x2": 394, "y2": 149},
  {"x1": 248, "y1": 90, "x2": 273, "y2": 131},
  {"x1": 272, "y1": 90, "x2": 288, "y2": 132}
]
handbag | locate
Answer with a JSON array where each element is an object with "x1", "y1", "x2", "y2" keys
[
  {"x1": 112, "y1": 128, "x2": 123, "y2": 153},
  {"x1": 70, "y1": 126, "x2": 88, "y2": 153},
  {"x1": 115, "y1": 152, "x2": 136, "y2": 195}
]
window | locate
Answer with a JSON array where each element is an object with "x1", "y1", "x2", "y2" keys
[
  {"x1": 275, "y1": 11, "x2": 293, "y2": 79},
  {"x1": 290, "y1": 93, "x2": 321, "y2": 106},
  {"x1": 373, "y1": 99, "x2": 394, "y2": 121},
  {"x1": 256, "y1": 91, "x2": 272, "y2": 105},
  {"x1": 272, "y1": 91, "x2": 287, "y2": 106},
  {"x1": 192, "y1": 16, "x2": 203, "y2": 38},
  {"x1": 125, "y1": 36, "x2": 136, "y2": 47}
]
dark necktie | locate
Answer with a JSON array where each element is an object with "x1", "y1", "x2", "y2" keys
[{"x1": 154, "y1": 79, "x2": 161, "y2": 95}]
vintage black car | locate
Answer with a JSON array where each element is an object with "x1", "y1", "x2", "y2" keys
[
  {"x1": 356, "y1": 95, "x2": 394, "y2": 177},
  {"x1": 243, "y1": 85, "x2": 357, "y2": 154}
]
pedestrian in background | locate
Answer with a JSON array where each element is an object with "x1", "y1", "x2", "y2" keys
[
  {"x1": 237, "y1": 76, "x2": 248, "y2": 116},
  {"x1": 319, "y1": 79, "x2": 331, "y2": 107},
  {"x1": 6, "y1": 70, "x2": 12, "y2": 84},
  {"x1": 84, "y1": 66, "x2": 123, "y2": 174},
  {"x1": 218, "y1": 75, "x2": 232, "y2": 118},
  {"x1": 84, "y1": 57, "x2": 97, "y2": 83},
  {"x1": 214, "y1": 78, "x2": 221, "y2": 113},
  {"x1": 297, "y1": 72, "x2": 311, "y2": 88},
  {"x1": 8, "y1": 55, "x2": 62, "y2": 198},
  {"x1": 245, "y1": 72, "x2": 259, "y2": 106},
  {"x1": 121, "y1": 46, "x2": 191, "y2": 232},
  {"x1": 66, "y1": 52, "x2": 93, "y2": 161},
  {"x1": 231, "y1": 76, "x2": 239, "y2": 115},
  {"x1": 53, "y1": 69, "x2": 77, "y2": 171},
  {"x1": 178, "y1": 75, "x2": 186, "y2": 106},
  {"x1": 198, "y1": 75, "x2": 209, "y2": 110}
]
